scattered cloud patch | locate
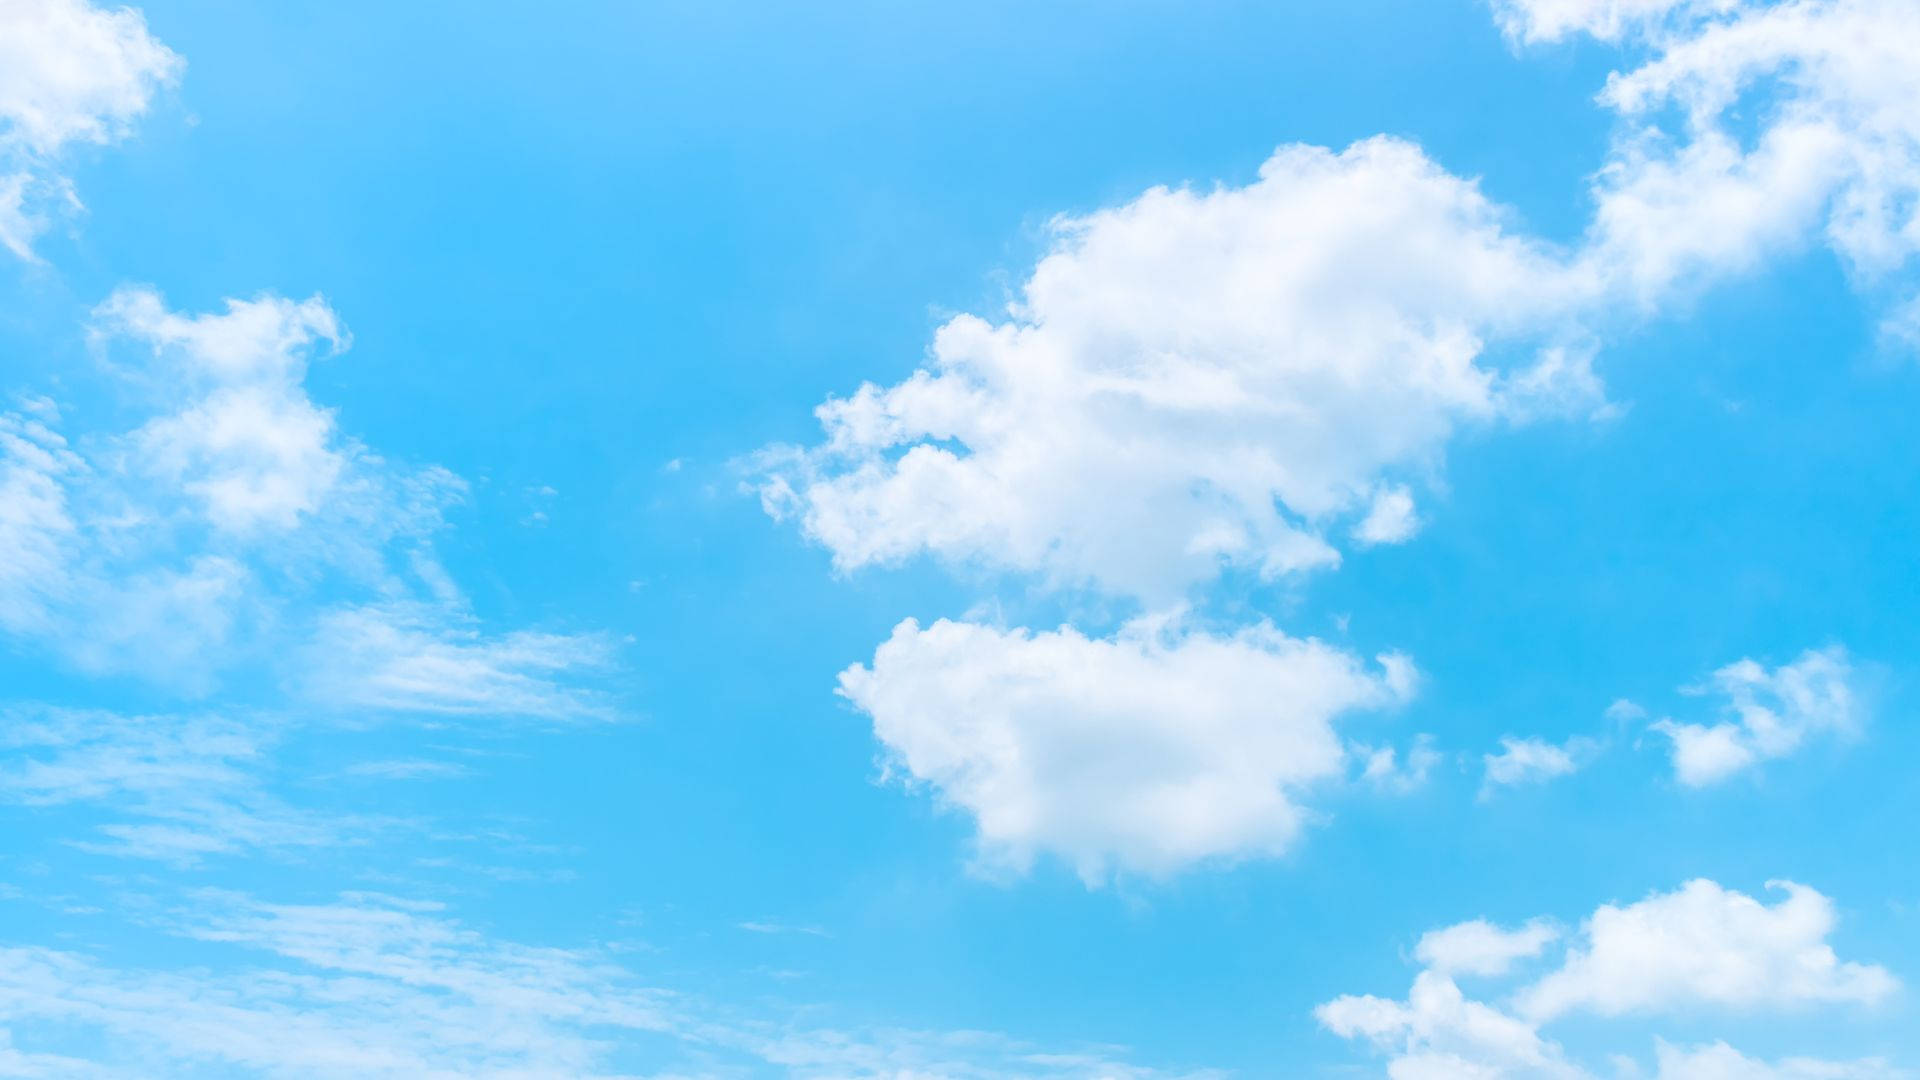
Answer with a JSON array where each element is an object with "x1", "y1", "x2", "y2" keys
[
  {"x1": 1321, "y1": 878, "x2": 1898, "y2": 1077},
  {"x1": 839, "y1": 615, "x2": 1416, "y2": 882},
  {"x1": 1481, "y1": 734, "x2": 1596, "y2": 797},
  {"x1": 0, "y1": 888, "x2": 1216, "y2": 1079},
  {"x1": 0, "y1": 289, "x2": 615, "y2": 716},
  {"x1": 0, "y1": 707, "x2": 374, "y2": 865},
  {"x1": 1652, "y1": 646, "x2": 1860, "y2": 786}
]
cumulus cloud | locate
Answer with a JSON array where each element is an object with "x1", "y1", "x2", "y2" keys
[
  {"x1": 0, "y1": 0, "x2": 181, "y2": 259},
  {"x1": 1513, "y1": 0, "x2": 1920, "y2": 341},
  {"x1": 838, "y1": 615, "x2": 1417, "y2": 881},
  {"x1": 1321, "y1": 879, "x2": 1898, "y2": 1078},
  {"x1": 1651, "y1": 646, "x2": 1860, "y2": 786},
  {"x1": 761, "y1": 137, "x2": 1602, "y2": 605},
  {"x1": 1516, "y1": 878, "x2": 1896, "y2": 1020}
]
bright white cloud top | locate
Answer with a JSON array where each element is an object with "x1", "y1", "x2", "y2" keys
[
  {"x1": 762, "y1": 138, "x2": 1604, "y2": 606},
  {"x1": 840, "y1": 616, "x2": 1416, "y2": 880}
]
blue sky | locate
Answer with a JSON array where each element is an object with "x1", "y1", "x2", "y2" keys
[{"x1": 2, "y1": 0, "x2": 1919, "y2": 1076}]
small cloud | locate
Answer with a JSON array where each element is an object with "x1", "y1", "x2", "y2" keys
[
  {"x1": 340, "y1": 760, "x2": 472, "y2": 782},
  {"x1": 737, "y1": 921, "x2": 829, "y2": 938}
]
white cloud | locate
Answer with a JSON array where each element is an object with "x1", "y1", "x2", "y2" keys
[
  {"x1": 301, "y1": 603, "x2": 617, "y2": 721},
  {"x1": 1516, "y1": 878, "x2": 1896, "y2": 1020},
  {"x1": 0, "y1": 707, "x2": 370, "y2": 864},
  {"x1": 1358, "y1": 735, "x2": 1443, "y2": 795},
  {"x1": 1652, "y1": 1041, "x2": 1905, "y2": 1079},
  {"x1": 1322, "y1": 879, "x2": 1899, "y2": 1078},
  {"x1": 94, "y1": 287, "x2": 352, "y2": 534},
  {"x1": 1416, "y1": 919, "x2": 1562, "y2": 977},
  {"x1": 1353, "y1": 485, "x2": 1422, "y2": 546},
  {"x1": 1317, "y1": 970, "x2": 1584, "y2": 1079},
  {"x1": 1481, "y1": 735, "x2": 1593, "y2": 796},
  {"x1": 0, "y1": 0, "x2": 181, "y2": 259},
  {"x1": 761, "y1": 136, "x2": 1601, "y2": 605},
  {"x1": 1651, "y1": 646, "x2": 1860, "y2": 786},
  {"x1": 0, "y1": 889, "x2": 1213, "y2": 1079},
  {"x1": 1523, "y1": 0, "x2": 1920, "y2": 338},
  {"x1": 0, "y1": 289, "x2": 612, "y2": 712},
  {"x1": 837, "y1": 615, "x2": 1416, "y2": 882},
  {"x1": 1492, "y1": 0, "x2": 1729, "y2": 45}
]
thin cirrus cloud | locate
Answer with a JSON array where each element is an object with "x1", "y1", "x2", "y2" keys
[
  {"x1": 0, "y1": 706, "x2": 391, "y2": 865},
  {"x1": 1319, "y1": 878, "x2": 1899, "y2": 1077},
  {"x1": 0, "y1": 286, "x2": 612, "y2": 717},
  {"x1": 0, "y1": 0, "x2": 180, "y2": 259},
  {"x1": 0, "y1": 887, "x2": 1216, "y2": 1079}
]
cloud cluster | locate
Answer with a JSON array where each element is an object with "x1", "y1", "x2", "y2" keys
[
  {"x1": 1510, "y1": 0, "x2": 1920, "y2": 342},
  {"x1": 0, "y1": 288, "x2": 610, "y2": 716},
  {"x1": 0, "y1": 0, "x2": 180, "y2": 259},
  {"x1": 759, "y1": 0, "x2": 1920, "y2": 882},
  {"x1": 1320, "y1": 879, "x2": 1899, "y2": 1078},
  {"x1": 761, "y1": 138, "x2": 1619, "y2": 878}
]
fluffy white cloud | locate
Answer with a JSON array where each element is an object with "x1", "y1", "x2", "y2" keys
[
  {"x1": 1519, "y1": 0, "x2": 1920, "y2": 340},
  {"x1": 838, "y1": 616, "x2": 1417, "y2": 881},
  {"x1": 1318, "y1": 970, "x2": 1584, "y2": 1079},
  {"x1": 0, "y1": 0, "x2": 180, "y2": 258},
  {"x1": 1322, "y1": 880, "x2": 1898, "y2": 1078},
  {"x1": 762, "y1": 137, "x2": 1601, "y2": 605},
  {"x1": 1652, "y1": 646, "x2": 1860, "y2": 786},
  {"x1": 1516, "y1": 879, "x2": 1896, "y2": 1020},
  {"x1": 95, "y1": 287, "x2": 352, "y2": 533}
]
